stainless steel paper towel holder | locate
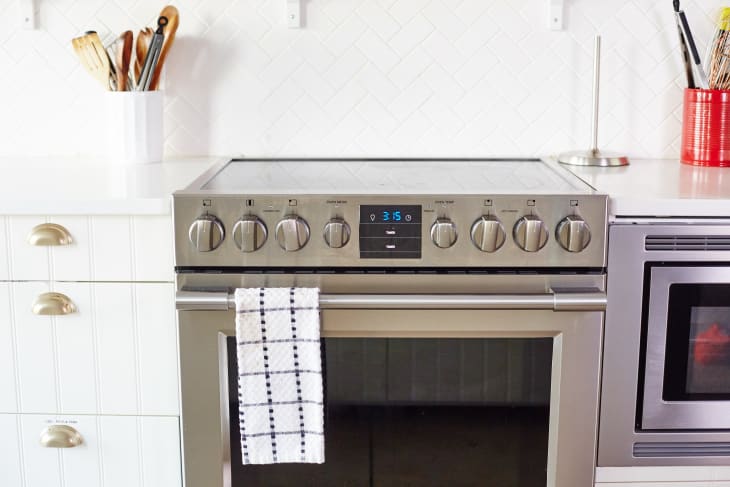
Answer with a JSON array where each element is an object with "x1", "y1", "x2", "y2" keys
[{"x1": 559, "y1": 35, "x2": 629, "y2": 167}]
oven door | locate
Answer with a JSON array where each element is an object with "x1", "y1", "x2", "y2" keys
[
  {"x1": 642, "y1": 266, "x2": 730, "y2": 430},
  {"x1": 176, "y1": 273, "x2": 605, "y2": 487}
]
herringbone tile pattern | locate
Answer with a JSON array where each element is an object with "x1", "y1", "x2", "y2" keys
[{"x1": 0, "y1": 0, "x2": 721, "y2": 158}]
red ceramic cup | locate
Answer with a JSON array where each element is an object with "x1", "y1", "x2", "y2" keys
[{"x1": 681, "y1": 88, "x2": 730, "y2": 167}]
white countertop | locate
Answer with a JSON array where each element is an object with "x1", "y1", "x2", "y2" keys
[
  {"x1": 0, "y1": 157, "x2": 728, "y2": 217},
  {"x1": 565, "y1": 159, "x2": 730, "y2": 218},
  {"x1": 0, "y1": 157, "x2": 223, "y2": 215}
]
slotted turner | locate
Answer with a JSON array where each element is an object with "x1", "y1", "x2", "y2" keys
[{"x1": 71, "y1": 32, "x2": 112, "y2": 90}]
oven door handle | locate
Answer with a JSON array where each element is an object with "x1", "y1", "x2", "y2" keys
[{"x1": 175, "y1": 290, "x2": 606, "y2": 312}]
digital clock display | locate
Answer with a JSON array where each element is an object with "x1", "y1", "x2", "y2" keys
[
  {"x1": 359, "y1": 205, "x2": 422, "y2": 259},
  {"x1": 360, "y1": 205, "x2": 422, "y2": 224}
]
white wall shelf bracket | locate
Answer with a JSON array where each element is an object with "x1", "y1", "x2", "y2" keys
[
  {"x1": 19, "y1": 0, "x2": 36, "y2": 30},
  {"x1": 550, "y1": 0, "x2": 564, "y2": 31},
  {"x1": 287, "y1": 0, "x2": 301, "y2": 29}
]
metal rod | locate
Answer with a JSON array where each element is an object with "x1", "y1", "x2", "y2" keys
[
  {"x1": 175, "y1": 291, "x2": 606, "y2": 312},
  {"x1": 590, "y1": 35, "x2": 601, "y2": 153}
]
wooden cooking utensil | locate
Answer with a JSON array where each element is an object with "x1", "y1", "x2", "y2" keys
[
  {"x1": 135, "y1": 27, "x2": 154, "y2": 85},
  {"x1": 116, "y1": 31, "x2": 133, "y2": 91},
  {"x1": 71, "y1": 32, "x2": 112, "y2": 90},
  {"x1": 148, "y1": 5, "x2": 179, "y2": 90}
]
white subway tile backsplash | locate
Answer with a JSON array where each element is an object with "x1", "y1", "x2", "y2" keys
[
  {"x1": 228, "y1": 1, "x2": 273, "y2": 42},
  {"x1": 389, "y1": 15, "x2": 434, "y2": 58},
  {"x1": 0, "y1": 0, "x2": 722, "y2": 158},
  {"x1": 356, "y1": 29, "x2": 400, "y2": 73},
  {"x1": 356, "y1": 1, "x2": 400, "y2": 40},
  {"x1": 327, "y1": 14, "x2": 368, "y2": 57},
  {"x1": 388, "y1": 47, "x2": 432, "y2": 90}
]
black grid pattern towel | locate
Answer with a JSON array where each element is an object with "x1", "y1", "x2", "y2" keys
[{"x1": 234, "y1": 287, "x2": 324, "y2": 464}]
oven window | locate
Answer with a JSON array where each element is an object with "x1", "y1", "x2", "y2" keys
[
  {"x1": 226, "y1": 337, "x2": 551, "y2": 487},
  {"x1": 664, "y1": 284, "x2": 730, "y2": 401}
]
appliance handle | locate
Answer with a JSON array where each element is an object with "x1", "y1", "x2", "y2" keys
[{"x1": 176, "y1": 290, "x2": 606, "y2": 312}]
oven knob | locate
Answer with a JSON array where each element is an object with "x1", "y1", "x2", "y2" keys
[
  {"x1": 430, "y1": 218, "x2": 458, "y2": 249},
  {"x1": 513, "y1": 215, "x2": 548, "y2": 252},
  {"x1": 275, "y1": 215, "x2": 310, "y2": 252},
  {"x1": 556, "y1": 215, "x2": 591, "y2": 252},
  {"x1": 233, "y1": 216, "x2": 267, "y2": 252},
  {"x1": 323, "y1": 218, "x2": 351, "y2": 248},
  {"x1": 188, "y1": 215, "x2": 225, "y2": 252},
  {"x1": 470, "y1": 215, "x2": 506, "y2": 253}
]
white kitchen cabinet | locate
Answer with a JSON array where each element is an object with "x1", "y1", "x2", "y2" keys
[
  {"x1": 0, "y1": 281, "x2": 178, "y2": 415},
  {"x1": 0, "y1": 413, "x2": 181, "y2": 487},
  {"x1": 0, "y1": 158, "x2": 213, "y2": 487},
  {"x1": 3, "y1": 215, "x2": 173, "y2": 282}
]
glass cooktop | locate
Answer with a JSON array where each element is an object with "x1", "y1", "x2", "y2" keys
[{"x1": 198, "y1": 159, "x2": 594, "y2": 195}]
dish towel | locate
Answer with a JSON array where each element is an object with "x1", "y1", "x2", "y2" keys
[{"x1": 234, "y1": 287, "x2": 324, "y2": 465}]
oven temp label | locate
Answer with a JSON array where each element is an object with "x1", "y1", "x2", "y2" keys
[{"x1": 359, "y1": 205, "x2": 422, "y2": 259}]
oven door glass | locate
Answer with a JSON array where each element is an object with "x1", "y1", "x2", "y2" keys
[
  {"x1": 663, "y1": 284, "x2": 730, "y2": 401},
  {"x1": 225, "y1": 337, "x2": 551, "y2": 487},
  {"x1": 642, "y1": 266, "x2": 730, "y2": 430}
]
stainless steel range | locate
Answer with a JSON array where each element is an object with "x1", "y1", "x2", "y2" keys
[{"x1": 173, "y1": 158, "x2": 609, "y2": 487}]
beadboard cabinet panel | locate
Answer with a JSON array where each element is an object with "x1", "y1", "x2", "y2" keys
[
  {"x1": 133, "y1": 215, "x2": 175, "y2": 281},
  {"x1": 8, "y1": 217, "x2": 51, "y2": 281},
  {"x1": 1, "y1": 282, "x2": 178, "y2": 416},
  {"x1": 134, "y1": 283, "x2": 179, "y2": 415},
  {"x1": 48, "y1": 216, "x2": 92, "y2": 281},
  {"x1": 0, "y1": 415, "x2": 23, "y2": 486},
  {"x1": 0, "y1": 282, "x2": 18, "y2": 412},
  {"x1": 12, "y1": 281, "x2": 57, "y2": 414},
  {"x1": 99, "y1": 416, "x2": 182, "y2": 487},
  {"x1": 4, "y1": 215, "x2": 174, "y2": 282},
  {"x1": 89, "y1": 216, "x2": 134, "y2": 281},
  {"x1": 137, "y1": 416, "x2": 183, "y2": 486},
  {"x1": 52, "y1": 282, "x2": 97, "y2": 413},
  {"x1": 0, "y1": 414, "x2": 181, "y2": 487},
  {"x1": 94, "y1": 284, "x2": 139, "y2": 414}
]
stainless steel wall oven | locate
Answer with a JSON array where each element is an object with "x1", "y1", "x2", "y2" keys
[
  {"x1": 174, "y1": 159, "x2": 609, "y2": 486},
  {"x1": 599, "y1": 221, "x2": 730, "y2": 465}
]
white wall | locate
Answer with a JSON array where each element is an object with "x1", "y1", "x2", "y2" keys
[{"x1": 0, "y1": 0, "x2": 721, "y2": 158}]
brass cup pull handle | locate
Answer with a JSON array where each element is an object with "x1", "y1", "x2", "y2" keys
[
  {"x1": 40, "y1": 425, "x2": 83, "y2": 448},
  {"x1": 27, "y1": 223, "x2": 73, "y2": 246},
  {"x1": 32, "y1": 292, "x2": 77, "y2": 316}
]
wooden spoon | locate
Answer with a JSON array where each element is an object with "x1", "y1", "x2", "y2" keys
[
  {"x1": 148, "y1": 5, "x2": 179, "y2": 90},
  {"x1": 134, "y1": 27, "x2": 154, "y2": 85},
  {"x1": 116, "y1": 31, "x2": 133, "y2": 91}
]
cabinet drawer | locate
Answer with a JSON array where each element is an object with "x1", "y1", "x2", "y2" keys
[
  {"x1": 2, "y1": 215, "x2": 173, "y2": 282},
  {"x1": 0, "y1": 282, "x2": 178, "y2": 415},
  {"x1": 0, "y1": 413, "x2": 181, "y2": 487}
]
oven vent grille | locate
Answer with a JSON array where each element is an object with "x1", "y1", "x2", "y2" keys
[
  {"x1": 634, "y1": 442, "x2": 730, "y2": 457},
  {"x1": 645, "y1": 235, "x2": 730, "y2": 251}
]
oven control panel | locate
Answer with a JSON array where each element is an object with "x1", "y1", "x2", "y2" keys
[
  {"x1": 175, "y1": 194, "x2": 608, "y2": 268},
  {"x1": 359, "y1": 205, "x2": 422, "y2": 259}
]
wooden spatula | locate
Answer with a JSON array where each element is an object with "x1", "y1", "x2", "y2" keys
[
  {"x1": 149, "y1": 5, "x2": 179, "y2": 90},
  {"x1": 71, "y1": 32, "x2": 112, "y2": 90}
]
